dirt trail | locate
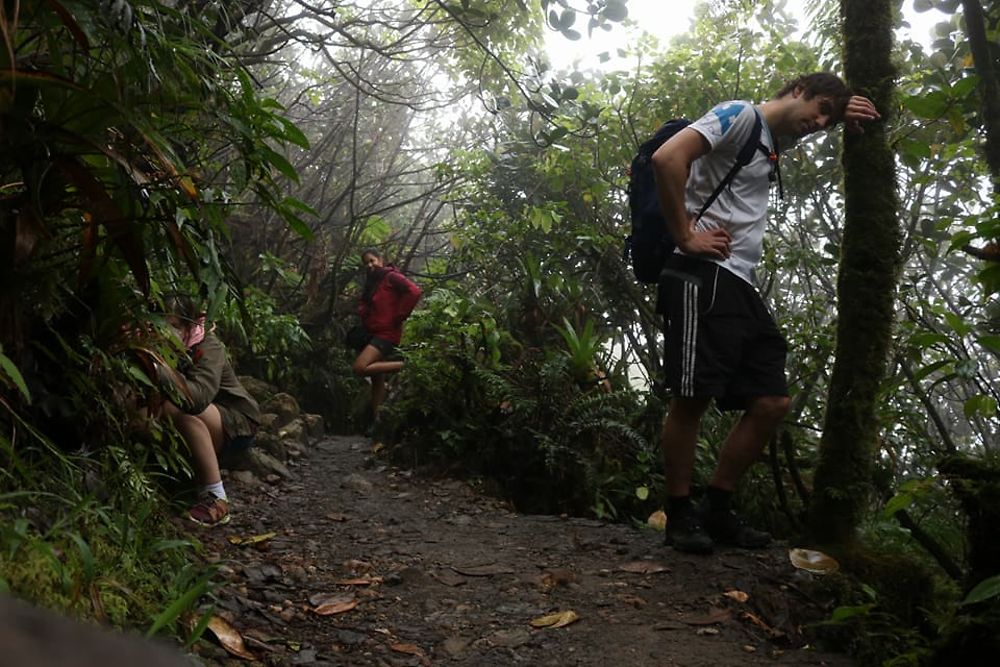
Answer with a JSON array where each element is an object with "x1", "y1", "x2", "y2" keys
[{"x1": 193, "y1": 435, "x2": 854, "y2": 666}]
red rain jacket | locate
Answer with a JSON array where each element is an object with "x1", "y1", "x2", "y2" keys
[{"x1": 358, "y1": 267, "x2": 422, "y2": 344}]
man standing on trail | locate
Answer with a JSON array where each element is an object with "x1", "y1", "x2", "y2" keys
[{"x1": 652, "y1": 73, "x2": 880, "y2": 553}]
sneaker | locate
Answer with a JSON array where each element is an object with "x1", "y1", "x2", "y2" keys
[
  {"x1": 187, "y1": 494, "x2": 230, "y2": 527},
  {"x1": 664, "y1": 510, "x2": 714, "y2": 554},
  {"x1": 702, "y1": 506, "x2": 771, "y2": 548}
]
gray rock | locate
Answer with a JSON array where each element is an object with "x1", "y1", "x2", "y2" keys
[
  {"x1": 342, "y1": 473, "x2": 373, "y2": 494},
  {"x1": 259, "y1": 392, "x2": 301, "y2": 428},
  {"x1": 278, "y1": 419, "x2": 305, "y2": 444},
  {"x1": 257, "y1": 413, "x2": 279, "y2": 431},
  {"x1": 256, "y1": 431, "x2": 289, "y2": 461},
  {"x1": 227, "y1": 448, "x2": 293, "y2": 480},
  {"x1": 238, "y1": 375, "x2": 277, "y2": 402},
  {"x1": 301, "y1": 413, "x2": 325, "y2": 440},
  {"x1": 229, "y1": 470, "x2": 259, "y2": 486}
]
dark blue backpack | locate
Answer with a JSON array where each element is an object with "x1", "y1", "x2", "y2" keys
[{"x1": 625, "y1": 112, "x2": 770, "y2": 284}]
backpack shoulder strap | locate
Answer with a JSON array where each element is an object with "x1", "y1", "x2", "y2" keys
[{"x1": 695, "y1": 108, "x2": 765, "y2": 220}]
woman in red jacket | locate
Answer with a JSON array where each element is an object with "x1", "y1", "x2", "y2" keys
[{"x1": 352, "y1": 249, "x2": 422, "y2": 419}]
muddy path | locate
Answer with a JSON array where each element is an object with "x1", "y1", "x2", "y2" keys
[{"x1": 192, "y1": 435, "x2": 854, "y2": 666}]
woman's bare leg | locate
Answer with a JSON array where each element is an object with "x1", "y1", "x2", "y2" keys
[
  {"x1": 162, "y1": 402, "x2": 225, "y2": 486},
  {"x1": 352, "y1": 344, "x2": 403, "y2": 377},
  {"x1": 371, "y1": 374, "x2": 387, "y2": 415}
]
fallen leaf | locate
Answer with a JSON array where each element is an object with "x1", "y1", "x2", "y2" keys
[
  {"x1": 530, "y1": 610, "x2": 580, "y2": 628},
  {"x1": 647, "y1": 510, "x2": 667, "y2": 531},
  {"x1": 652, "y1": 621, "x2": 686, "y2": 631},
  {"x1": 205, "y1": 615, "x2": 256, "y2": 660},
  {"x1": 227, "y1": 531, "x2": 277, "y2": 546},
  {"x1": 789, "y1": 548, "x2": 840, "y2": 574},
  {"x1": 325, "y1": 512, "x2": 349, "y2": 522},
  {"x1": 451, "y1": 563, "x2": 515, "y2": 577},
  {"x1": 312, "y1": 595, "x2": 359, "y2": 615},
  {"x1": 723, "y1": 589, "x2": 749, "y2": 603},
  {"x1": 343, "y1": 559, "x2": 374, "y2": 575},
  {"x1": 538, "y1": 569, "x2": 577, "y2": 592},
  {"x1": 679, "y1": 607, "x2": 730, "y2": 626},
  {"x1": 741, "y1": 611, "x2": 785, "y2": 638},
  {"x1": 390, "y1": 642, "x2": 430, "y2": 665},
  {"x1": 618, "y1": 560, "x2": 670, "y2": 575},
  {"x1": 372, "y1": 441, "x2": 384, "y2": 453}
]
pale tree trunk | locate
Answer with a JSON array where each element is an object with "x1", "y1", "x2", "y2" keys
[{"x1": 807, "y1": 0, "x2": 900, "y2": 545}]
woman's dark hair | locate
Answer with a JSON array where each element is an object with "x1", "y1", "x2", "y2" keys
[
  {"x1": 775, "y1": 72, "x2": 853, "y2": 123},
  {"x1": 162, "y1": 294, "x2": 203, "y2": 322},
  {"x1": 360, "y1": 250, "x2": 389, "y2": 304}
]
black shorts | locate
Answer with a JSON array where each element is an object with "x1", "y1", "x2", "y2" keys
[
  {"x1": 369, "y1": 336, "x2": 398, "y2": 357},
  {"x1": 661, "y1": 256, "x2": 788, "y2": 411}
]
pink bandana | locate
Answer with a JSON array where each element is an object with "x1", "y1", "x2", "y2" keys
[{"x1": 182, "y1": 316, "x2": 207, "y2": 349}]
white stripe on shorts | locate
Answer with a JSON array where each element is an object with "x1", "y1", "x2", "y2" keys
[{"x1": 681, "y1": 280, "x2": 698, "y2": 395}]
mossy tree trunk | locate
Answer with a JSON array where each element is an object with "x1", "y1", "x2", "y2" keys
[
  {"x1": 807, "y1": 0, "x2": 900, "y2": 546},
  {"x1": 962, "y1": 0, "x2": 1000, "y2": 193}
]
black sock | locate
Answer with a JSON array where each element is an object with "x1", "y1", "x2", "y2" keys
[
  {"x1": 706, "y1": 486, "x2": 732, "y2": 512},
  {"x1": 667, "y1": 495, "x2": 693, "y2": 516}
]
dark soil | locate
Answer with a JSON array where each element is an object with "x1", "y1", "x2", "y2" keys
[{"x1": 192, "y1": 435, "x2": 855, "y2": 666}]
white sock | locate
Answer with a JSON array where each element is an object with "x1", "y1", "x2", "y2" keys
[{"x1": 201, "y1": 481, "x2": 227, "y2": 501}]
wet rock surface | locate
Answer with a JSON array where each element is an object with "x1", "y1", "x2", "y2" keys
[{"x1": 195, "y1": 435, "x2": 854, "y2": 666}]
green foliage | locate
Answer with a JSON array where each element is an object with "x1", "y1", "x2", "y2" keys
[
  {"x1": 962, "y1": 574, "x2": 1000, "y2": 606},
  {"x1": 0, "y1": 0, "x2": 308, "y2": 641},
  {"x1": 0, "y1": 443, "x2": 208, "y2": 634},
  {"x1": 378, "y1": 287, "x2": 657, "y2": 518},
  {"x1": 218, "y1": 286, "x2": 312, "y2": 387}
]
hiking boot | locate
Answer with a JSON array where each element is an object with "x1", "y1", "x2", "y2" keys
[
  {"x1": 702, "y1": 506, "x2": 771, "y2": 548},
  {"x1": 664, "y1": 510, "x2": 714, "y2": 554},
  {"x1": 187, "y1": 494, "x2": 230, "y2": 527}
]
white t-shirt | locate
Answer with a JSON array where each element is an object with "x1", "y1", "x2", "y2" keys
[{"x1": 683, "y1": 101, "x2": 776, "y2": 284}]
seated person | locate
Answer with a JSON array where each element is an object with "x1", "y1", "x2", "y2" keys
[{"x1": 154, "y1": 296, "x2": 260, "y2": 527}]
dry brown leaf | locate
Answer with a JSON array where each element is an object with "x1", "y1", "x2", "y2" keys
[
  {"x1": 789, "y1": 548, "x2": 840, "y2": 574},
  {"x1": 647, "y1": 509, "x2": 667, "y2": 531},
  {"x1": 451, "y1": 563, "x2": 515, "y2": 577},
  {"x1": 227, "y1": 531, "x2": 277, "y2": 546},
  {"x1": 206, "y1": 615, "x2": 256, "y2": 660},
  {"x1": 740, "y1": 611, "x2": 784, "y2": 638},
  {"x1": 618, "y1": 560, "x2": 670, "y2": 575},
  {"x1": 530, "y1": 610, "x2": 580, "y2": 628},
  {"x1": 679, "y1": 607, "x2": 730, "y2": 626},
  {"x1": 312, "y1": 595, "x2": 359, "y2": 616},
  {"x1": 723, "y1": 589, "x2": 749, "y2": 603},
  {"x1": 390, "y1": 642, "x2": 430, "y2": 665}
]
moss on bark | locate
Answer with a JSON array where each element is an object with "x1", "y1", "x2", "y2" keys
[{"x1": 807, "y1": 0, "x2": 901, "y2": 545}]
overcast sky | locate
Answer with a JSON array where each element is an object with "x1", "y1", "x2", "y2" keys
[{"x1": 544, "y1": 0, "x2": 949, "y2": 70}]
